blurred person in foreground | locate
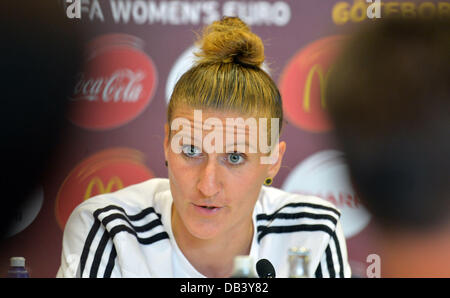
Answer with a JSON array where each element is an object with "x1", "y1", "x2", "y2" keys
[
  {"x1": 0, "y1": 1, "x2": 83, "y2": 240},
  {"x1": 326, "y1": 16, "x2": 450, "y2": 277},
  {"x1": 58, "y1": 17, "x2": 351, "y2": 278}
]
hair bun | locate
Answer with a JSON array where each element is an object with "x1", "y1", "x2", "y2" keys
[{"x1": 195, "y1": 16, "x2": 265, "y2": 67}]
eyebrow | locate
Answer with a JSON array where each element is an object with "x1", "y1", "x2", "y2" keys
[{"x1": 175, "y1": 134, "x2": 257, "y2": 152}]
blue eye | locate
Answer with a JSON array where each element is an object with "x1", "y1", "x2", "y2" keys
[
  {"x1": 182, "y1": 145, "x2": 201, "y2": 157},
  {"x1": 227, "y1": 152, "x2": 245, "y2": 165}
]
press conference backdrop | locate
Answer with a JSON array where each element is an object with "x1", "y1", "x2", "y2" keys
[{"x1": 1, "y1": 0, "x2": 448, "y2": 277}]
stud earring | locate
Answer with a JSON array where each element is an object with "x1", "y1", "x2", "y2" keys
[
  {"x1": 264, "y1": 177, "x2": 273, "y2": 186},
  {"x1": 165, "y1": 160, "x2": 168, "y2": 167}
]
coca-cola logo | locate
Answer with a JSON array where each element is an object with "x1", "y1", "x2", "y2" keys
[
  {"x1": 73, "y1": 69, "x2": 145, "y2": 103},
  {"x1": 68, "y1": 34, "x2": 157, "y2": 130}
]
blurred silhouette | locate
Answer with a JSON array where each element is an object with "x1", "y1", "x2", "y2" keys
[
  {"x1": 0, "y1": 1, "x2": 83, "y2": 240},
  {"x1": 326, "y1": 17, "x2": 450, "y2": 277}
]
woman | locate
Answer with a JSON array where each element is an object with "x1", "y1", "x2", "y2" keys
[{"x1": 57, "y1": 17, "x2": 350, "y2": 278}]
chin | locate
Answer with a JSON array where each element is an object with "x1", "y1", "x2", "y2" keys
[{"x1": 187, "y1": 221, "x2": 222, "y2": 240}]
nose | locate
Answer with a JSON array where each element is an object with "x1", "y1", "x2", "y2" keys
[{"x1": 197, "y1": 157, "x2": 221, "y2": 198}]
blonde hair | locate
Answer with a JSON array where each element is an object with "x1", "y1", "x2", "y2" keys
[{"x1": 168, "y1": 16, "x2": 283, "y2": 135}]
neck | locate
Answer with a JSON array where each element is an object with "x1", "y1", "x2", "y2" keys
[
  {"x1": 379, "y1": 224, "x2": 450, "y2": 277},
  {"x1": 171, "y1": 206, "x2": 254, "y2": 278}
]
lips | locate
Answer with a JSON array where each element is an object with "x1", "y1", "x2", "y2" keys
[{"x1": 192, "y1": 203, "x2": 223, "y2": 215}]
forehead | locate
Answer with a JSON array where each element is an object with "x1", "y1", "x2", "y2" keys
[
  {"x1": 171, "y1": 106, "x2": 255, "y2": 121},
  {"x1": 170, "y1": 107, "x2": 260, "y2": 134}
]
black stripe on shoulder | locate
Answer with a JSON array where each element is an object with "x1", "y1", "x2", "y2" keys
[
  {"x1": 256, "y1": 224, "x2": 334, "y2": 243},
  {"x1": 90, "y1": 229, "x2": 110, "y2": 278},
  {"x1": 101, "y1": 212, "x2": 163, "y2": 233},
  {"x1": 256, "y1": 202, "x2": 340, "y2": 222},
  {"x1": 104, "y1": 246, "x2": 117, "y2": 278},
  {"x1": 332, "y1": 232, "x2": 344, "y2": 278},
  {"x1": 79, "y1": 218, "x2": 101, "y2": 277},
  {"x1": 85, "y1": 204, "x2": 166, "y2": 277},
  {"x1": 128, "y1": 207, "x2": 159, "y2": 221},
  {"x1": 315, "y1": 261, "x2": 323, "y2": 278},
  {"x1": 93, "y1": 205, "x2": 161, "y2": 221},
  {"x1": 256, "y1": 212, "x2": 337, "y2": 225},
  {"x1": 325, "y1": 245, "x2": 336, "y2": 278},
  {"x1": 108, "y1": 224, "x2": 169, "y2": 245},
  {"x1": 93, "y1": 204, "x2": 166, "y2": 239}
]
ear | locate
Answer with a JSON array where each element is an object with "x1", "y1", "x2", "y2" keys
[
  {"x1": 164, "y1": 123, "x2": 170, "y2": 161},
  {"x1": 266, "y1": 141, "x2": 286, "y2": 179}
]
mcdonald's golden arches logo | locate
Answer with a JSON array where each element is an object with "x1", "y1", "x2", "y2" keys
[
  {"x1": 55, "y1": 148, "x2": 154, "y2": 229},
  {"x1": 83, "y1": 176, "x2": 124, "y2": 200},
  {"x1": 279, "y1": 35, "x2": 345, "y2": 133}
]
